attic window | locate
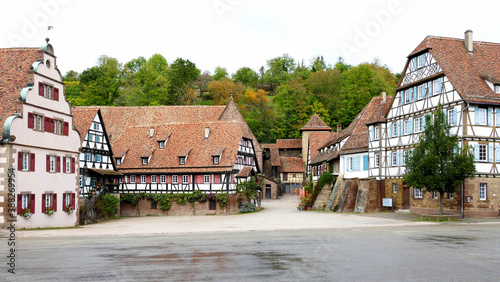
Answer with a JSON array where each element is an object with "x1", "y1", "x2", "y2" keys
[
  {"x1": 142, "y1": 158, "x2": 148, "y2": 165},
  {"x1": 495, "y1": 85, "x2": 500, "y2": 94},
  {"x1": 213, "y1": 156, "x2": 220, "y2": 165},
  {"x1": 116, "y1": 158, "x2": 122, "y2": 166},
  {"x1": 205, "y1": 127, "x2": 210, "y2": 139},
  {"x1": 179, "y1": 157, "x2": 186, "y2": 165},
  {"x1": 158, "y1": 141, "x2": 165, "y2": 149},
  {"x1": 46, "y1": 60, "x2": 51, "y2": 68}
]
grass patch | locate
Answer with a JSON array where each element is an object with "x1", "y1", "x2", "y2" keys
[{"x1": 234, "y1": 207, "x2": 265, "y2": 215}]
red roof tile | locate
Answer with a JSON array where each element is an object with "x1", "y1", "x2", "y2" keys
[
  {"x1": 276, "y1": 139, "x2": 302, "y2": 149},
  {"x1": 300, "y1": 113, "x2": 332, "y2": 131},
  {"x1": 280, "y1": 157, "x2": 303, "y2": 172}
]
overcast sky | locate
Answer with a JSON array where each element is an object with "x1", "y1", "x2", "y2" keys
[{"x1": 1, "y1": 0, "x2": 499, "y2": 77}]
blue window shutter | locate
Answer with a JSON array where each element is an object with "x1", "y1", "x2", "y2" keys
[
  {"x1": 409, "y1": 119, "x2": 413, "y2": 134},
  {"x1": 400, "y1": 150, "x2": 403, "y2": 165},
  {"x1": 363, "y1": 155, "x2": 369, "y2": 170},
  {"x1": 84, "y1": 153, "x2": 87, "y2": 161},
  {"x1": 413, "y1": 57, "x2": 417, "y2": 70},
  {"x1": 413, "y1": 87, "x2": 417, "y2": 101},
  {"x1": 444, "y1": 109, "x2": 447, "y2": 123},
  {"x1": 488, "y1": 108, "x2": 493, "y2": 126},
  {"x1": 422, "y1": 83, "x2": 427, "y2": 98},
  {"x1": 475, "y1": 107, "x2": 480, "y2": 125},
  {"x1": 496, "y1": 109, "x2": 500, "y2": 127},
  {"x1": 389, "y1": 152, "x2": 393, "y2": 166},
  {"x1": 389, "y1": 123, "x2": 392, "y2": 137},
  {"x1": 489, "y1": 143, "x2": 493, "y2": 162},
  {"x1": 401, "y1": 91, "x2": 405, "y2": 105},
  {"x1": 428, "y1": 81, "x2": 433, "y2": 96},
  {"x1": 496, "y1": 144, "x2": 500, "y2": 162},
  {"x1": 438, "y1": 78, "x2": 442, "y2": 94},
  {"x1": 452, "y1": 108, "x2": 457, "y2": 126},
  {"x1": 422, "y1": 53, "x2": 426, "y2": 66},
  {"x1": 357, "y1": 157, "x2": 361, "y2": 171},
  {"x1": 369, "y1": 126, "x2": 374, "y2": 141},
  {"x1": 400, "y1": 121, "x2": 404, "y2": 136},
  {"x1": 346, "y1": 158, "x2": 349, "y2": 171},
  {"x1": 422, "y1": 117, "x2": 426, "y2": 131},
  {"x1": 474, "y1": 144, "x2": 479, "y2": 161}
]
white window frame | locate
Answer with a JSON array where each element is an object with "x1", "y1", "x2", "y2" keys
[
  {"x1": 182, "y1": 175, "x2": 189, "y2": 184},
  {"x1": 93, "y1": 122, "x2": 99, "y2": 131},
  {"x1": 403, "y1": 151, "x2": 407, "y2": 165},
  {"x1": 151, "y1": 175, "x2": 157, "y2": 183},
  {"x1": 86, "y1": 154, "x2": 91, "y2": 162},
  {"x1": 172, "y1": 175, "x2": 178, "y2": 184},
  {"x1": 116, "y1": 158, "x2": 121, "y2": 165},
  {"x1": 22, "y1": 152, "x2": 29, "y2": 171},
  {"x1": 479, "y1": 183, "x2": 487, "y2": 200},
  {"x1": 213, "y1": 156, "x2": 220, "y2": 165},
  {"x1": 142, "y1": 158, "x2": 148, "y2": 165},
  {"x1": 447, "y1": 109, "x2": 454, "y2": 126},
  {"x1": 414, "y1": 117, "x2": 421, "y2": 133},
  {"x1": 22, "y1": 194, "x2": 29, "y2": 209},
  {"x1": 45, "y1": 193, "x2": 52, "y2": 208},
  {"x1": 65, "y1": 193, "x2": 71, "y2": 207},
  {"x1": 495, "y1": 85, "x2": 500, "y2": 94},
  {"x1": 414, "y1": 188, "x2": 422, "y2": 198},
  {"x1": 392, "y1": 152, "x2": 397, "y2": 166},
  {"x1": 448, "y1": 192, "x2": 454, "y2": 199},
  {"x1": 159, "y1": 141, "x2": 165, "y2": 149},
  {"x1": 418, "y1": 54, "x2": 426, "y2": 68},
  {"x1": 393, "y1": 183, "x2": 398, "y2": 194},
  {"x1": 130, "y1": 175, "x2": 136, "y2": 183},
  {"x1": 478, "y1": 108, "x2": 487, "y2": 125},
  {"x1": 180, "y1": 157, "x2": 185, "y2": 165},
  {"x1": 140, "y1": 175, "x2": 146, "y2": 183},
  {"x1": 404, "y1": 120, "x2": 409, "y2": 135},
  {"x1": 418, "y1": 85, "x2": 424, "y2": 100},
  {"x1": 374, "y1": 126, "x2": 380, "y2": 140},
  {"x1": 433, "y1": 79, "x2": 441, "y2": 95},
  {"x1": 393, "y1": 123, "x2": 398, "y2": 136},
  {"x1": 405, "y1": 90, "x2": 410, "y2": 104},
  {"x1": 375, "y1": 153, "x2": 380, "y2": 168},
  {"x1": 204, "y1": 175, "x2": 210, "y2": 184},
  {"x1": 433, "y1": 191, "x2": 438, "y2": 199},
  {"x1": 95, "y1": 155, "x2": 101, "y2": 163},
  {"x1": 65, "y1": 157, "x2": 71, "y2": 173},
  {"x1": 49, "y1": 155, "x2": 56, "y2": 172},
  {"x1": 348, "y1": 157, "x2": 353, "y2": 171},
  {"x1": 160, "y1": 175, "x2": 166, "y2": 183},
  {"x1": 479, "y1": 144, "x2": 487, "y2": 162}
]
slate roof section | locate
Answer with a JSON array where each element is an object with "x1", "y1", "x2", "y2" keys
[
  {"x1": 300, "y1": 113, "x2": 332, "y2": 131},
  {"x1": 406, "y1": 35, "x2": 500, "y2": 105},
  {"x1": 276, "y1": 139, "x2": 302, "y2": 149},
  {"x1": 280, "y1": 157, "x2": 303, "y2": 173},
  {"x1": 0, "y1": 48, "x2": 39, "y2": 139}
]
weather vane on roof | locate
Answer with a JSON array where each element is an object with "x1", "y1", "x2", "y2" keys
[{"x1": 46, "y1": 26, "x2": 53, "y2": 42}]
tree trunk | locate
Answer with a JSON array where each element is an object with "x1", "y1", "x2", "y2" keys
[{"x1": 439, "y1": 191, "x2": 445, "y2": 215}]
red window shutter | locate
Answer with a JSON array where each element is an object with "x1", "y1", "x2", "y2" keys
[
  {"x1": 18, "y1": 152, "x2": 23, "y2": 170},
  {"x1": 42, "y1": 194, "x2": 46, "y2": 213},
  {"x1": 63, "y1": 121, "x2": 69, "y2": 136},
  {"x1": 46, "y1": 155, "x2": 50, "y2": 172},
  {"x1": 63, "y1": 157, "x2": 67, "y2": 172},
  {"x1": 50, "y1": 118, "x2": 54, "y2": 132},
  {"x1": 71, "y1": 157, "x2": 76, "y2": 173},
  {"x1": 17, "y1": 194, "x2": 22, "y2": 215},
  {"x1": 53, "y1": 193, "x2": 57, "y2": 211},
  {"x1": 54, "y1": 87, "x2": 59, "y2": 101},
  {"x1": 57, "y1": 156, "x2": 61, "y2": 172},
  {"x1": 38, "y1": 82, "x2": 44, "y2": 96},
  {"x1": 146, "y1": 175, "x2": 151, "y2": 183},
  {"x1": 45, "y1": 117, "x2": 50, "y2": 132},
  {"x1": 71, "y1": 193, "x2": 76, "y2": 207},
  {"x1": 30, "y1": 194, "x2": 36, "y2": 214},
  {"x1": 63, "y1": 193, "x2": 66, "y2": 208},
  {"x1": 28, "y1": 112, "x2": 34, "y2": 128},
  {"x1": 30, "y1": 153, "x2": 35, "y2": 171}
]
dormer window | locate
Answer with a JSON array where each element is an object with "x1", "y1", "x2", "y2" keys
[
  {"x1": 179, "y1": 157, "x2": 185, "y2": 165},
  {"x1": 213, "y1": 156, "x2": 220, "y2": 165},
  {"x1": 116, "y1": 158, "x2": 122, "y2": 166},
  {"x1": 205, "y1": 127, "x2": 210, "y2": 139},
  {"x1": 142, "y1": 158, "x2": 148, "y2": 165},
  {"x1": 158, "y1": 141, "x2": 165, "y2": 149},
  {"x1": 495, "y1": 85, "x2": 500, "y2": 93}
]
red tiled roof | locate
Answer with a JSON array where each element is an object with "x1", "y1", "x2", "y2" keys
[
  {"x1": 236, "y1": 166, "x2": 254, "y2": 178},
  {"x1": 72, "y1": 107, "x2": 99, "y2": 143},
  {"x1": 280, "y1": 157, "x2": 303, "y2": 172},
  {"x1": 276, "y1": 139, "x2": 302, "y2": 149},
  {"x1": 406, "y1": 35, "x2": 500, "y2": 105},
  {"x1": 269, "y1": 145, "x2": 281, "y2": 167},
  {"x1": 308, "y1": 132, "x2": 335, "y2": 164},
  {"x1": 300, "y1": 113, "x2": 332, "y2": 131},
  {"x1": 0, "y1": 48, "x2": 38, "y2": 138}
]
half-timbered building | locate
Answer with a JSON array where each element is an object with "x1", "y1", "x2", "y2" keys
[
  {"x1": 0, "y1": 41, "x2": 80, "y2": 228},
  {"x1": 72, "y1": 108, "x2": 121, "y2": 197},
  {"x1": 74, "y1": 97, "x2": 261, "y2": 196},
  {"x1": 372, "y1": 30, "x2": 500, "y2": 217}
]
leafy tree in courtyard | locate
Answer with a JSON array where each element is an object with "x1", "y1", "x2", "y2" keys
[{"x1": 403, "y1": 105, "x2": 475, "y2": 215}]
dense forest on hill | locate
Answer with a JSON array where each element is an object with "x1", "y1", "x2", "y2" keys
[{"x1": 64, "y1": 54, "x2": 399, "y2": 143}]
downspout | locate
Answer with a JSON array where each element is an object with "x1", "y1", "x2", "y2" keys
[{"x1": 461, "y1": 103, "x2": 470, "y2": 219}]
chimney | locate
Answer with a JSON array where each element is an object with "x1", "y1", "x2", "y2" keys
[
  {"x1": 381, "y1": 92, "x2": 386, "y2": 103},
  {"x1": 149, "y1": 127, "x2": 155, "y2": 138},
  {"x1": 337, "y1": 124, "x2": 342, "y2": 135},
  {"x1": 465, "y1": 30, "x2": 473, "y2": 53}
]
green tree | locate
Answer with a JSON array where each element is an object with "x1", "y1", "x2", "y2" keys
[
  {"x1": 168, "y1": 58, "x2": 200, "y2": 104},
  {"x1": 233, "y1": 67, "x2": 259, "y2": 88},
  {"x1": 241, "y1": 88, "x2": 274, "y2": 143},
  {"x1": 193, "y1": 71, "x2": 213, "y2": 102},
  {"x1": 403, "y1": 105, "x2": 476, "y2": 215},
  {"x1": 78, "y1": 55, "x2": 123, "y2": 106},
  {"x1": 206, "y1": 79, "x2": 244, "y2": 105},
  {"x1": 63, "y1": 70, "x2": 79, "y2": 81},
  {"x1": 213, "y1": 66, "x2": 229, "y2": 81},
  {"x1": 310, "y1": 55, "x2": 327, "y2": 72},
  {"x1": 264, "y1": 53, "x2": 296, "y2": 90}
]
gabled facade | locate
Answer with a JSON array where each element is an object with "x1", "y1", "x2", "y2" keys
[
  {"x1": 374, "y1": 30, "x2": 500, "y2": 217},
  {"x1": 75, "y1": 98, "x2": 261, "y2": 195},
  {"x1": 0, "y1": 41, "x2": 80, "y2": 228},
  {"x1": 72, "y1": 108, "x2": 120, "y2": 197}
]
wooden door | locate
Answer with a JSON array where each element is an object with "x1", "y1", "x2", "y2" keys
[
  {"x1": 403, "y1": 188, "x2": 410, "y2": 209},
  {"x1": 266, "y1": 188, "x2": 271, "y2": 199}
]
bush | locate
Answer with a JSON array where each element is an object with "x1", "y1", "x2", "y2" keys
[
  {"x1": 239, "y1": 201, "x2": 256, "y2": 213},
  {"x1": 215, "y1": 192, "x2": 229, "y2": 209},
  {"x1": 98, "y1": 194, "x2": 119, "y2": 218}
]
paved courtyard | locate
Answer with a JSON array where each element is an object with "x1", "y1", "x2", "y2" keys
[{"x1": 14, "y1": 195, "x2": 434, "y2": 238}]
